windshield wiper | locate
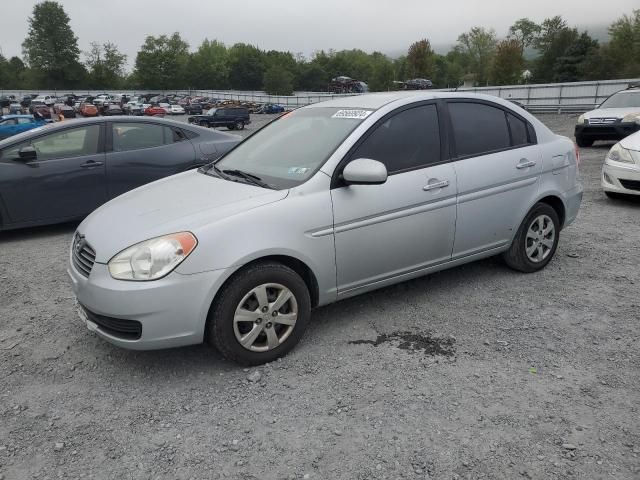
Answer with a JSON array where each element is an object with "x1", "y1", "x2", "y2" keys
[
  {"x1": 222, "y1": 169, "x2": 273, "y2": 189},
  {"x1": 199, "y1": 163, "x2": 229, "y2": 180}
]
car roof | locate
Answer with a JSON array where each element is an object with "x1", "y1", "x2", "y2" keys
[{"x1": 303, "y1": 91, "x2": 518, "y2": 110}]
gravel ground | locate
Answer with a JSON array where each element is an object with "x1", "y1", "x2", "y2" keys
[{"x1": 1, "y1": 114, "x2": 639, "y2": 480}]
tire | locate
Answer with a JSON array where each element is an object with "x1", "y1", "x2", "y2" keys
[
  {"x1": 235, "y1": 121, "x2": 245, "y2": 130},
  {"x1": 575, "y1": 136, "x2": 593, "y2": 148},
  {"x1": 502, "y1": 202, "x2": 560, "y2": 273},
  {"x1": 227, "y1": 123, "x2": 235, "y2": 130},
  {"x1": 206, "y1": 262, "x2": 311, "y2": 365}
]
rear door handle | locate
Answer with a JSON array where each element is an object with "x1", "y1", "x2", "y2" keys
[
  {"x1": 516, "y1": 159, "x2": 536, "y2": 169},
  {"x1": 423, "y1": 179, "x2": 449, "y2": 191},
  {"x1": 80, "y1": 161, "x2": 104, "y2": 168}
]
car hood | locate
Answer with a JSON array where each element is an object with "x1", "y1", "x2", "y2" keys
[
  {"x1": 583, "y1": 108, "x2": 640, "y2": 120},
  {"x1": 78, "y1": 170, "x2": 288, "y2": 263},
  {"x1": 620, "y1": 130, "x2": 640, "y2": 152}
]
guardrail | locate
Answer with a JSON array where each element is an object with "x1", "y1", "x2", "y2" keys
[{"x1": 2, "y1": 78, "x2": 639, "y2": 113}]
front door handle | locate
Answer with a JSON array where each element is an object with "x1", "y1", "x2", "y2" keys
[
  {"x1": 516, "y1": 159, "x2": 536, "y2": 169},
  {"x1": 423, "y1": 179, "x2": 449, "y2": 191},
  {"x1": 80, "y1": 161, "x2": 104, "y2": 168}
]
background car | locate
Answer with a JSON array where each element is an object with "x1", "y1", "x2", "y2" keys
[
  {"x1": 0, "y1": 115, "x2": 47, "y2": 140},
  {"x1": 124, "y1": 101, "x2": 144, "y2": 115},
  {"x1": 54, "y1": 104, "x2": 76, "y2": 119},
  {"x1": 169, "y1": 104, "x2": 185, "y2": 115},
  {"x1": 145, "y1": 105, "x2": 166, "y2": 116},
  {"x1": 602, "y1": 130, "x2": 640, "y2": 198},
  {"x1": 79, "y1": 103, "x2": 99, "y2": 117},
  {"x1": 184, "y1": 102, "x2": 203, "y2": 115},
  {"x1": 575, "y1": 85, "x2": 640, "y2": 147},
  {"x1": 188, "y1": 106, "x2": 251, "y2": 130},
  {"x1": 0, "y1": 116, "x2": 241, "y2": 231},
  {"x1": 256, "y1": 103, "x2": 285, "y2": 114},
  {"x1": 102, "y1": 105, "x2": 124, "y2": 116}
]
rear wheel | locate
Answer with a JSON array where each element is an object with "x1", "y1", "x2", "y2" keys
[
  {"x1": 207, "y1": 262, "x2": 311, "y2": 365},
  {"x1": 235, "y1": 121, "x2": 245, "y2": 130},
  {"x1": 575, "y1": 136, "x2": 593, "y2": 148},
  {"x1": 503, "y1": 203, "x2": 560, "y2": 273}
]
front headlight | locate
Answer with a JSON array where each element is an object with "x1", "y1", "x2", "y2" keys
[
  {"x1": 606, "y1": 143, "x2": 634, "y2": 164},
  {"x1": 108, "y1": 232, "x2": 198, "y2": 281},
  {"x1": 577, "y1": 114, "x2": 585, "y2": 124},
  {"x1": 622, "y1": 113, "x2": 640, "y2": 124}
]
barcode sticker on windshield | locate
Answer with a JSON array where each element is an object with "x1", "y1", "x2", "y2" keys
[{"x1": 332, "y1": 109, "x2": 373, "y2": 120}]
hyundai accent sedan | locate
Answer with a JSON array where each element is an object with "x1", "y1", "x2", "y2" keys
[{"x1": 68, "y1": 92, "x2": 583, "y2": 365}]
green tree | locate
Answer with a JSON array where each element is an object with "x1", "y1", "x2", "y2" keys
[
  {"x1": 456, "y1": 27, "x2": 497, "y2": 85},
  {"x1": 368, "y1": 52, "x2": 394, "y2": 91},
  {"x1": 263, "y1": 65, "x2": 294, "y2": 95},
  {"x1": 508, "y1": 18, "x2": 541, "y2": 56},
  {"x1": 605, "y1": 10, "x2": 640, "y2": 78},
  {"x1": 85, "y1": 42, "x2": 127, "y2": 89},
  {"x1": 21, "y1": 1, "x2": 84, "y2": 88},
  {"x1": 188, "y1": 39, "x2": 229, "y2": 89},
  {"x1": 227, "y1": 43, "x2": 264, "y2": 90},
  {"x1": 134, "y1": 33, "x2": 189, "y2": 89},
  {"x1": 406, "y1": 39, "x2": 436, "y2": 79},
  {"x1": 491, "y1": 39, "x2": 524, "y2": 85},
  {"x1": 552, "y1": 32, "x2": 599, "y2": 82}
]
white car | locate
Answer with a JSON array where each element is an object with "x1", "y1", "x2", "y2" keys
[
  {"x1": 32, "y1": 95, "x2": 56, "y2": 106},
  {"x1": 168, "y1": 104, "x2": 185, "y2": 115},
  {"x1": 575, "y1": 85, "x2": 640, "y2": 147},
  {"x1": 602, "y1": 130, "x2": 640, "y2": 198},
  {"x1": 93, "y1": 95, "x2": 113, "y2": 107}
]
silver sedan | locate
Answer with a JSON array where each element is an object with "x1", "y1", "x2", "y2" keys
[{"x1": 68, "y1": 92, "x2": 582, "y2": 365}]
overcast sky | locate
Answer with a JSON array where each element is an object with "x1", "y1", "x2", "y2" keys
[{"x1": 1, "y1": 0, "x2": 638, "y2": 69}]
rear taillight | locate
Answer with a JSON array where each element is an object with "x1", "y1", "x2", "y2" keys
[{"x1": 574, "y1": 143, "x2": 580, "y2": 167}]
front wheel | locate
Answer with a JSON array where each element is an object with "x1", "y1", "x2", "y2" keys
[
  {"x1": 503, "y1": 203, "x2": 560, "y2": 273},
  {"x1": 207, "y1": 262, "x2": 311, "y2": 365}
]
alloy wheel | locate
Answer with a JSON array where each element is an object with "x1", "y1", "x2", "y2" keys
[
  {"x1": 233, "y1": 283, "x2": 298, "y2": 352},
  {"x1": 525, "y1": 214, "x2": 555, "y2": 263}
]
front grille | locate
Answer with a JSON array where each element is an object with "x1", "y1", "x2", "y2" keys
[
  {"x1": 588, "y1": 117, "x2": 619, "y2": 125},
  {"x1": 72, "y1": 233, "x2": 96, "y2": 277},
  {"x1": 619, "y1": 179, "x2": 640, "y2": 191},
  {"x1": 80, "y1": 304, "x2": 142, "y2": 340}
]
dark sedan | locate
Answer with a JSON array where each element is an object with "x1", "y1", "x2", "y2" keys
[{"x1": 0, "y1": 117, "x2": 241, "y2": 231}]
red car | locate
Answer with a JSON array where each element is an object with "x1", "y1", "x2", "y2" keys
[{"x1": 144, "y1": 106, "x2": 166, "y2": 116}]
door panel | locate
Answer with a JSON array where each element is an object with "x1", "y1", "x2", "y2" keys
[
  {"x1": 106, "y1": 122, "x2": 196, "y2": 199},
  {"x1": 452, "y1": 144, "x2": 541, "y2": 257},
  {"x1": 0, "y1": 124, "x2": 106, "y2": 224},
  {"x1": 332, "y1": 163, "x2": 457, "y2": 292}
]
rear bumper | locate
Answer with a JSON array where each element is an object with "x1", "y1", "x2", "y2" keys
[
  {"x1": 575, "y1": 122, "x2": 640, "y2": 141},
  {"x1": 602, "y1": 161, "x2": 640, "y2": 196},
  {"x1": 562, "y1": 183, "x2": 583, "y2": 227}
]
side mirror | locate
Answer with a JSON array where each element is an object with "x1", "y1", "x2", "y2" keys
[
  {"x1": 18, "y1": 146, "x2": 37, "y2": 161},
  {"x1": 342, "y1": 158, "x2": 387, "y2": 185}
]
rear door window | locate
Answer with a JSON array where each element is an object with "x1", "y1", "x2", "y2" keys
[
  {"x1": 448, "y1": 102, "x2": 511, "y2": 157},
  {"x1": 112, "y1": 123, "x2": 173, "y2": 151},
  {"x1": 507, "y1": 113, "x2": 530, "y2": 146}
]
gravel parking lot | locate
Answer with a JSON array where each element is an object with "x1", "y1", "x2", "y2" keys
[{"x1": 1, "y1": 114, "x2": 638, "y2": 480}]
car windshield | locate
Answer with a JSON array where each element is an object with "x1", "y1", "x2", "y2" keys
[
  {"x1": 600, "y1": 91, "x2": 640, "y2": 109},
  {"x1": 212, "y1": 107, "x2": 370, "y2": 189},
  {"x1": 206, "y1": 108, "x2": 217, "y2": 115}
]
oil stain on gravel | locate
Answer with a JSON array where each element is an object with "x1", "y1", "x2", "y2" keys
[{"x1": 349, "y1": 331, "x2": 455, "y2": 356}]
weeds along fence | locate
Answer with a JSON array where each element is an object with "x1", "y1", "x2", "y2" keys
[{"x1": 2, "y1": 78, "x2": 639, "y2": 113}]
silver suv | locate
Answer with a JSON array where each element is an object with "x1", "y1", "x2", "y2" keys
[{"x1": 68, "y1": 92, "x2": 583, "y2": 365}]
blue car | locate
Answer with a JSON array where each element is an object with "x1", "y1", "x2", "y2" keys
[{"x1": 0, "y1": 115, "x2": 48, "y2": 140}]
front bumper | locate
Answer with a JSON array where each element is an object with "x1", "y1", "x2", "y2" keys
[
  {"x1": 67, "y1": 261, "x2": 230, "y2": 350},
  {"x1": 602, "y1": 161, "x2": 640, "y2": 196},
  {"x1": 575, "y1": 122, "x2": 640, "y2": 141}
]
